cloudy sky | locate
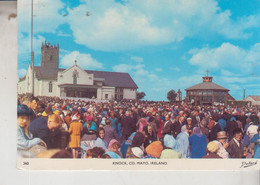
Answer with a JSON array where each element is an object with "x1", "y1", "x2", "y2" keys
[{"x1": 18, "y1": 0, "x2": 260, "y2": 101}]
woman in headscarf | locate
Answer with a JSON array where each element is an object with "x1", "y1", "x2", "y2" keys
[
  {"x1": 108, "y1": 139, "x2": 123, "y2": 158},
  {"x1": 160, "y1": 134, "x2": 182, "y2": 159},
  {"x1": 126, "y1": 132, "x2": 145, "y2": 158},
  {"x1": 94, "y1": 127, "x2": 107, "y2": 150},
  {"x1": 189, "y1": 127, "x2": 207, "y2": 158},
  {"x1": 175, "y1": 125, "x2": 190, "y2": 158},
  {"x1": 120, "y1": 132, "x2": 136, "y2": 158},
  {"x1": 143, "y1": 141, "x2": 163, "y2": 158}
]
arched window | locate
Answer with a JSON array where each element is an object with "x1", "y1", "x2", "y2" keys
[
  {"x1": 49, "y1": 81, "x2": 52, "y2": 93},
  {"x1": 72, "y1": 70, "x2": 79, "y2": 84}
]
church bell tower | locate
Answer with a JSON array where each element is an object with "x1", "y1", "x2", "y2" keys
[{"x1": 41, "y1": 41, "x2": 59, "y2": 69}]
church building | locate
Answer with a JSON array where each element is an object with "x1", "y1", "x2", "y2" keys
[
  {"x1": 185, "y1": 71, "x2": 235, "y2": 106},
  {"x1": 18, "y1": 42, "x2": 138, "y2": 100}
]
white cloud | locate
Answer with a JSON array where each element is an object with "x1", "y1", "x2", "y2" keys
[
  {"x1": 60, "y1": 51, "x2": 103, "y2": 70},
  {"x1": 188, "y1": 42, "x2": 260, "y2": 75},
  {"x1": 131, "y1": 56, "x2": 143, "y2": 63},
  {"x1": 18, "y1": 69, "x2": 27, "y2": 77},
  {"x1": 65, "y1": 0, "x2": 260, "y2": 51},
  {"x1": 18, "y1": 33, "x2": 46, "y2": 66},
  {"x1": 155, "y1": 68, "x2": 163, "y2": 72},
  {"x1": 18, "y1": 0, "x2": 66, "y2": 33},
  {"x1": 113, "y1": 64, "x2": 133, "y2": 72}
]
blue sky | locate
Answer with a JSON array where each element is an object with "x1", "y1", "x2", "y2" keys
[{"x1": 17, "y1": 0, "x2": 260, "y2": 101}]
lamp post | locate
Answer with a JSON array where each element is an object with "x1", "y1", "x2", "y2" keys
[{"x1": 31, "y1": 0, "x2": 34, "y2": 96}]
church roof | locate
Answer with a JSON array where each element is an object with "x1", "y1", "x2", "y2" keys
[
  {"x1": 34, "y1": 66, "x2": 59, "y2": 79},
  {"x1": 85, "y1": 70, "x2": 138, "y2": 89},
  {"x1": 185, "y1": 81, "x2": 229, "y2": 91},
  {"x1": 33, "y1": 66, "x2": 138, "y2": 88}
]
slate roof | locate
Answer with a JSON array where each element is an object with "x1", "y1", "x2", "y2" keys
[
  {"x1": 32, "y1": 66, "x2": 138, "y2": 89},
  {"x1": 85, "y1": 70, "x2": 138, "y2": 88},
  {"x1": 34, "y1": 66, "x2": 59, "y2": 79},
  {"x1": 185, "y1": 82, "x2": 229, "y2": 91}
]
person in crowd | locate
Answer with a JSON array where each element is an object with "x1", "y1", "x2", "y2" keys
[
  {"x1": 143, "y1": 124, "x2": 157, "y2": 148},
  {"x1": 226, "y1": 117, "x2": 238, "y2": 142},
  {"x1": 161, "y1": 134, "x2": 182, "y2": 159},
  {"x1": 21, "y1": 96, "x2": 39, "y2": 121},
  {"x1": 29, "y1": 113, "x2": 63, "y2": 149},
  {"x1": 104, "y1": 118, "x2": 118, "y2": 145},
  {"x1": 213, "y1": 131, "x2": 229, "y2": 158},
  {"x1": 161, "y1": 115, "x2": 172, "y2": 137},
  {"x1": 107, "y1": 139, "x2": 122, "y2": 158},
  {"x1": 120, "y1": 132, "x2": 136, "y2": 158},
  {"x1": 143, "y1": 141, "x2": 163, "y2": 158},
  {"x1": 126, "y1": 132, "x2": 145, "y2": 158},
  {"x1": 94, "y1": 127, "x2": 107, "y2": 150},
  {"x1": 227, "y1": 128, "x2": 247, "y2": 158},
  {"x1": 64, "y1": 110, "x2": 72, "y2": 128},
  {"x1": 108, "y1": 111, "x2": 118, "y2": 129},
  {"x1": 202, "y1": 141, "x2": 222, "y2": 159},
  {"x1": 137, "y1": 118, "x2": 149, "y2": 132},
  {"x1": 121, "y1": 111, "x2": 136, "y2": 140},
  {"x1": 68, "y1": 113, "x2": 83, "y2": 158},
  {"x1": 200, "y1": 118, "x2": 209, "y2": 142},
  {"x1": 17, "y1": 104, "x2": 46, "y2": 152},
  {"x1": 171, "y1": 116, "x2": 183, "y2": 138},
  {"x1": 250, "y1": 126, "x2": 260, "y2": 158},
  {"x1": 175, "y1": 125, "x2": 190, "y2": 158},
  {"x1": 189, "y1": 127, "x2": 207, "y2": 158},
  {"x1": 86, "y1": 147, "x2": 105, "y2": 158},
  {"x1": 186, "y1": 117, "x2": 194, "y2": 136}
]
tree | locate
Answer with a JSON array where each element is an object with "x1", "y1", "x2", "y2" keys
[
  {"x1": 136, "y1": 91, "x2": 146, "y2": 100},
  {"x1": 167, "y1": 89, "x2": 177, "y2": 102}
]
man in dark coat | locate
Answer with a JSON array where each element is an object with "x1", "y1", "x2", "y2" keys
[
  {"x1": 161, "y1": 115, "x2": 172, "y2": 137},
  {"x1": 121, "y1": 111, "x2": 136, "y2": 140},
  {"x1": 191, "y1": 111, "x2": 200, "y2": 127},
  {"x1": 170, "y1": 116, "x2": 183, "y2": 138},
  {"x1": 29, "y1": 114, "x2": 63, "y2": 149},
  {"x1": 226, "y1": 117, "x2": 238, "y2": 141},
  {"x1": 209, "y1": 122, "x2": 221, "y2": 141},
  {"x1": 227, "y1": 128, "x2": 246, "y2": 158}
]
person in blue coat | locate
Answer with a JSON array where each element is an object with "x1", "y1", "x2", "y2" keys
[
  {"x1": 189, "y1": 127, "x2": 207, "y2": 158},
  {"x1": 17, "y1": 104, "x2": 46, "y2": 151},
  {"x1": 251, "y1": 126, "x2": 260, "y2": 158}
]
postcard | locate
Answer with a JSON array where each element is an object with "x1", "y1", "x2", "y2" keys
[{"x1": 15, "y1": 0, "x2": 260, "y2": 171}]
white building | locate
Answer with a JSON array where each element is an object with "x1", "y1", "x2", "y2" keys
[
  {"x1": 18, "y1": 42, "x2": 138, "y2": 100},
  {"x1": 244, "y1": 96, "x2": 260, "y2": 106}
]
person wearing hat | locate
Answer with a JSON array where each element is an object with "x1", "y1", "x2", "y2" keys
[
  {"x1": 17, "y1": 104, "x2": 46, "y2": 152},
  {"x1": 202, "y1": 142, "x2": 222, "y2": 158},
  {"x1": 213, "y1": 131, "x2": 229, "y2": 158},
  {"x1": 250, "y1": 126, "x2": 260, "y2": 158},
  {"x1": 227, "y1": 128, "x2": 247, "y2": 158}
]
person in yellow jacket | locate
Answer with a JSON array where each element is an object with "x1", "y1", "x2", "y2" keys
[{"x1": 68, "y1": 113, "x2": 83, "y2": 158}]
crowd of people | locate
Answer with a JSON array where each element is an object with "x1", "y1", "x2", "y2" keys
[{"x1": 17, "y1": 95, "x2": 260, "y2": 159}]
